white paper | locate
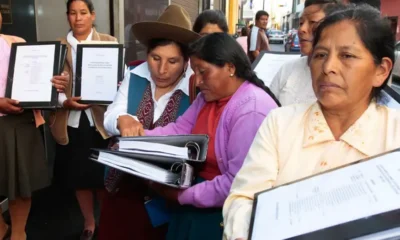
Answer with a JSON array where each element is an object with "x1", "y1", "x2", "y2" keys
[
  {"x1": 381, "y1": 89, "x2": 400, "y2": 109},
  {"x1": 95, "y1": 152, "x2": 179, "y2": 184},
  {"x1": 118, "y1": 141, "x2": 189, "y2": 158},
  {"x1": 251, "y1": 151, "x2": 400, "y2": 240},
  {"x1": 253, "y1": 52, "x2": 301, "y2": 86},
  {"x1": 11, "y1": 45, "x2": 55, "y2": 102},
  {"x1": 80, "y1": 47, "x2": 119, "y2": 101}
]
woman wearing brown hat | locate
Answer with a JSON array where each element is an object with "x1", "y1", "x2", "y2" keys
[{"x1": 98, "y1": 5, "x2": 200, "y2": 240}]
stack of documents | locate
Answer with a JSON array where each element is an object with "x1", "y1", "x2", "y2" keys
[
  {"x1": 249, "y1": 149, "x2": 400, "y2": 240},
  {"x1": 90, "y1": 135, "x2": 209, "y2": 188}
]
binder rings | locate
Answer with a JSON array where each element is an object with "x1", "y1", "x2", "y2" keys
[
  {"x1": 249, "y1": 148, "x2": 400, "y2": 240},
  {"x1": 89, "y1": 149, "x2": 194, "y2": 189},
  {"x1": 114, "y1": 134, "x2": 209, "y2": 165}
]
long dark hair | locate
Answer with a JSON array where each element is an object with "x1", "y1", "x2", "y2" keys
[
  {"x1": 66, "y1": 0, "x2": 95, "y2": 14},
  {"x1": 188, "y1": 33, "x2": 281, "y2": 106},
  {"x1": 193, "y1": 10, "x2": 229, "y2": 34},
  {"x1": 312, "y1": 4, "x2": 394, "y2": 102}
]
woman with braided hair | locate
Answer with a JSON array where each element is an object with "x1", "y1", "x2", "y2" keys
[{"x1": 126, "y1": 32, "x2": 280, "y2": 240}]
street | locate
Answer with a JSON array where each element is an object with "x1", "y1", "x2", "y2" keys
[{"x1": 270, "y1": 42, "x2": 285, "y2": 52}]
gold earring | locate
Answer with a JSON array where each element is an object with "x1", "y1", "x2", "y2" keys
[{"x1": 230, "y1": 73, "x2": 234, "y2": 77}]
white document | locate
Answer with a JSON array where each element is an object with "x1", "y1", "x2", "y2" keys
[
  {"x1": 118, "y1": 141, "x2": 189, "y2": 158},
  {"x1": 253, "y1": 52, "x2": 300, "y2": 86},
  {"x1": 80, "y1": 47, "x2": 119, "y2": 101},
  {"x1": 251, "y1": 151, "x2": 400, "y2": 240},
  {"x1": 95, "y1": 152, "x2": 179, "y2": 183},
  {"x1": 11, "y1": 45, "x2": 55, "y2": 102}
]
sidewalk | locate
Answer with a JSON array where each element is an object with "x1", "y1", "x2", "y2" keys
[{"x1": 2, "y1": 185, "x2": 100, "y2": 240}]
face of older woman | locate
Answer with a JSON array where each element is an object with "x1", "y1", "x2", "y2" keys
[
  {"x1": 310, "y1": 20, "x2": 391, "y2": 111},
  {"x1": 147, "y1": 43, "x2": 186, "y2": 89},
  {"x1": 190, "y1": 56, "x2": 234, "y2": 102},
  {"x1": 298, "y1": 5, "x2": 326, "y2": 55},
  {"x1": 67, "y1": 0, "x2": 95, "y2": 37}
]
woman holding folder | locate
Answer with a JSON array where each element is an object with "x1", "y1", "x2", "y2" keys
[
  {"x1": 50, "y1": 0, "x2": 117, "y2": 239},
  {"x1": 0, "y1": 11, "x2": 69, "y2": 240},
  {"x1": 223, "y1": 5, "x2": 400, "y2": 240},
  {"x1": 100, "y1": 5, "x2": 201, "y2": 240}
]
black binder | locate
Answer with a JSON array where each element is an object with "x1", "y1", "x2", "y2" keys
[
  {"x1": 249, "y1": 148, "x2": 400, "y2": 240},
  {"x1": 5, "y1": 41, "x2": 66, "y2": 109},
  {"x1": 113, "y1": 134, "x2": 209, "y2": 165}
]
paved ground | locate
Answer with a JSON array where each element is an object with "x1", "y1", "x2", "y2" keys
[
  {"x1": 2, "y1": 185, "x2": 100, "y2": 240},
  {"x1": 270, "y1": 42, "x2": 285, "y2": 52}
]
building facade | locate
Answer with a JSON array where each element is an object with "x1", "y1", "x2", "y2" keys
[{"x1": 381, "y1": 0, "x2": 400, "y2": 41}]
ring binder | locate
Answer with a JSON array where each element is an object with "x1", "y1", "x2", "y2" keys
[{"x1": 185, "y1": 141, "x2": 201, "y2": 161}]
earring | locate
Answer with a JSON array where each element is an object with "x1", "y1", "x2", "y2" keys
[{"x1": 230, "y1": 73, "x2": 234, "y2": 77}]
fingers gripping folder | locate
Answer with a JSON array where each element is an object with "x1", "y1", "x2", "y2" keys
[{"x1": 90, "y1": 134, "x2": 208, "y2": 189}]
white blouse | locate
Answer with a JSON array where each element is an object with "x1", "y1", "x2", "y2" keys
[
  {"x1": 103, "y1": 62, "x2": 192, "y2": 136},
  {"x1": 269, "y1": 56, "x2": 316, "y2": 106},
  {"x1": 58, "y1": 30, "x2": 94, "y2": 128}
]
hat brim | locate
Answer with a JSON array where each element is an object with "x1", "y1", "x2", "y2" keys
[{"x1": 132, "y1": 22, "x2": 200, "y2": 46}]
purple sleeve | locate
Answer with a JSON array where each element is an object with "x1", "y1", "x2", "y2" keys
[
  {"x1": 177, "y1": 111, "x2": 268, "y2": 208},
  {"x1": 145, "y1": 95, "x2": 205, "y2": 136}
]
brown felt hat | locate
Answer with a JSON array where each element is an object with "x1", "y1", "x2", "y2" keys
[{"x1": 131, "y1": 5, "x2": 200, "y2": 46}]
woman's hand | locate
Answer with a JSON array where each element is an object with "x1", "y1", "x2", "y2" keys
[
  {"x1": 63, "y1": 97, "x2": 91, "y2": 110},
  {"x1": 117, "y1": 115, "x2": 145, "y2": 137},
  {"x1": 148, "y1": 181, "x2": 182, "y2": 203},
  {"x1": 51, "y1": 71, "x2": 70, "y2": 93},
  {"x1": 0, "y1": 98, "x2": 23, "y2": 114}
]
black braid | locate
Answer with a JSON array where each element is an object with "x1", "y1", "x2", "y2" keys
[{"x1": 242, "y1": 69, "x2": 281, "y2": 107}]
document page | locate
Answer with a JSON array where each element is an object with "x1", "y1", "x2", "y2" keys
[
  {"x1": 253, "y1": 52, "x2": 300, "y2": 86},
  {"x1": 251, "y1": 151, "x2": 400, "y2": 240},
  {"x1": 118, "y1": 141, "x2": 188, "y2": 158},
  {"x1": 11, "y1": 45, "x2": 55, "y2": 102},
  {"x1": 80, "y1": 47, "x2": 119, "y2": 101}
]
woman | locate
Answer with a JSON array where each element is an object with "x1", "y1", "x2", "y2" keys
[
  {"x1": 193, "y1": 9, "x2": 229, "y2": 36},
  {"x1": 223, "y1": 5, "x2": 400, "y2": 240},
  {"x1": 50, "y1": 0, "x2": 117, "y2": 239},
  {"x1": 269, "y1": 0, "x2": 345, "y2": 106},
  {"x1": 236, "y1": 27, "x2": 249, "y2": 53},
  {"x1": 99, "y1": 5, "x2": 200, "y2": 240},
  {"x1": 0, "y1": 11, "x2": 69, "y2": 240},
  {"x1": 129, "y1": 33, "x2": 280, "y2": 240}
]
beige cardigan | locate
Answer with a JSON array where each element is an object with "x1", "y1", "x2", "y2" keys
[{"x1": 50, "y1": 29, "x2": 117, "y2": 145}]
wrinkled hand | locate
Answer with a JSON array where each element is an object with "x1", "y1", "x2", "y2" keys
[
  {"x1": 63, "y1": 97, "x2": 91, "y2": 110},
  {"x1": 148, "y1": 181, "x2": 181, "y2": 203},
  {"x1": 117, "y1": 115, "x2": 145, "y2": 137},
  {"x1": 0, "y1": 98, "x2": 23, "y2": 114},
  {"x1": 51, "y1": 71, "x2": 69, "y2": 93}
]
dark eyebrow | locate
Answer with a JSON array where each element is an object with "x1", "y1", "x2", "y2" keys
[{"x1": 313, "y1": 45, "x2": 362, "y2": 53}]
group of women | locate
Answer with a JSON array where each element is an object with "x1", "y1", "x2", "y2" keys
[{"x1": 0, "y1": 0, "x2": 399, "y2": 240}]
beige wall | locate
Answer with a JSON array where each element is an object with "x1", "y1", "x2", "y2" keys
[
  {"x1": 35, "y1": 0, "x2": 111, "y2": 41},
  {"x1": 171, "y1": 0, "x2": 200, "y2": 24}
]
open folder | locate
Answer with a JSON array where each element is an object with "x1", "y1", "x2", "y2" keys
[
  {"x1": 5, "y1": 41, "x2": 67, "y2": 109},
  {"x1": 249, "y1": 148, "x2": 400, "y2": 240}
]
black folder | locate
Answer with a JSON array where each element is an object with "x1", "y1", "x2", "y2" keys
[
  {"x1": 5, "y1": 41, "x2": 66, "y2": 109},
  {"x1": 249, "y1": 148, "x2": 400, "y2": 240}
]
